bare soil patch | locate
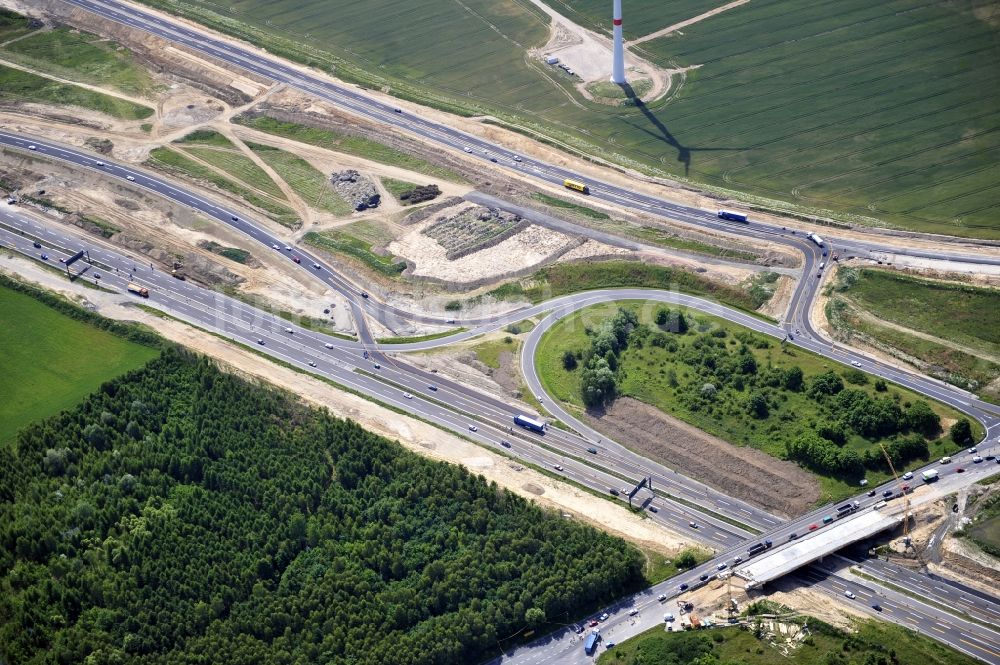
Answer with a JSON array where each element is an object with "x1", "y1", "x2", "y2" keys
[{"x1": 585, "y1": 397, "x2": 820, "y2": 518}]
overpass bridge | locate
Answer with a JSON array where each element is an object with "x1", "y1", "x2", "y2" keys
[{"x1": 737, "y1": 508, "x2": 903, "y2": 590}]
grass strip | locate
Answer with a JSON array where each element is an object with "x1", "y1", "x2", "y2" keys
[
  {"x1": 0, "y1": 63, "x2": 153, "y2": 119},
  {"x1": 377, "y1": 328, "x2": 467, "y2": 344}
]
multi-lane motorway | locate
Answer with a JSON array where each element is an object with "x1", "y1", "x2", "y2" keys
[
  {"x1": 3, "y1": 0, "x2": 1000, "y2": 660},
  {"x1": 4, "y1": 192, "x2": 1000, "y2": 663}
]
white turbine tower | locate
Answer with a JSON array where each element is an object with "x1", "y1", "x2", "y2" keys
[{"x1": 611, "y1": 0, "x2": 626, "y2": 84}]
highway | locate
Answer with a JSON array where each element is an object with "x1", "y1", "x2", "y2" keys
[
  {"x1": 5, "y1": 202, "x2": 1000, "y2": 663},
  {"x1": 2, "y1": 0, "x2": 998, "y2": 659}
]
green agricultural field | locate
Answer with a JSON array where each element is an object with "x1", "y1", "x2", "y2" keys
[
  {"x1": 141, "y1": 0, "x2": 1000, "y2": 237},
  {"x1": 538, "y1": 0, "x2": 720, "y2": 40},
  {"x1": 1, "y1": 25, "x2": 154, "y2": 96},
  {"x1": 0, "y1": 283, "x2": 158, "y2": 445},
  {"x1": 246, "y1": 141, "x2": 351, "y2": 215},
  {"x1": 235, "y1": 115, "x2": 464, "y2": 182},
  {"x1": 599, "y1": 615, "x2": 981, "y2": 665},
  {"x1": 146, "y1": 147, "x2": 300, "y2": 227},
  {"x1": 536, "y1": 300, "x2": 972, "y2": 498},
  {"x1": 0, "y1": 64, "x2": 153, "y2": 120}
]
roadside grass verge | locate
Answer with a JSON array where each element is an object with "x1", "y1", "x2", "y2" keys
[
  {"x1": 1, "y1": 25, "x2": 154, "y2": 96},
  {"x1": 377, "y1": 328, "x2": 467, "y2": 344},
  {"x1": 836, "y1": 268, "x2": 1000, "y2": 358},
  {"x1": 234, "y1": 114, "x2": 465, "y2": 182},
  {"x1": 0, "y1": 8, "x2": 38, "y2": 42},
  {"x1": 472, "y1": 336, "x2": 519, "y2": 369},
  {"x1": 304, "y1": 230, "x2": 405, "y2": 278},
  {"x1": 181, "y1": 145, "x2": 288, "y2": 200},
  {"x1": 536, "y1": 300, "x2": 972, "y2": 501},
  {"x1": 531, "y1": 192, "x2": 611, "y2": 220},
  {"x1": 245, "y1": 141, "x2": 352, "y2": 215},
  {"x1": 145, "y1": 146, "x2": 300, "y2": 228},
  {"x1": 631, "y1": 224, "x2": 760, "y2": 262},
  {"x1": 0, "y1": 63, "x2": 153, "y2": 120},
  {"x1": 597, "y1": 615, "x2": 982, "y2": 665},
  {"x1": 485, "y1": 261, "x2": 770, "y2": 316},
  {"x1": 0, "y1": 275, "x2": 160, "y2": 445}
]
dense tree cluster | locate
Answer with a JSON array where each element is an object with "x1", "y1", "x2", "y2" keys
[
  {"x1": 0, "y1": 350, "x2": 644, "y2": 664},
  {"x1": 579, "y1": 308, "x2": 639, "y2": 408},
  {"x1": 567, "y1": 307, "x2": 954, "y2": 483}
]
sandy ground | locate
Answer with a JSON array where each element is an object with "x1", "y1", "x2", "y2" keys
[
  {"x1": 758, "y1": 274, "x2": 794, "y2": 322},
  {"x1": 585, "y1": 397, "x2": 820, "y2": 518},
  {"x1": 0, "y1": 254, "x2": 692, "y2": 555},
  {"x1": 388, "y1": 220, "x2": 576, "y2": 283}
]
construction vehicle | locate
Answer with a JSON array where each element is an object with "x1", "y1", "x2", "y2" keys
[
  {"x1": 171, "y1": 269, "x2": 186, "y2": 280},
  {"x1": 127, "y1": 283, "x2": 149, "y2": 297}
]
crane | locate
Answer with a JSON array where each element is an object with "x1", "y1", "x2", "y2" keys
[{"x1": 877, "y1": 442, "x2": 911, "y2": 547}]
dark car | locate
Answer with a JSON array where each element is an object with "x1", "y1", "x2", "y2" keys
[
  {"x1": 587, "y1": 447, "x2": 598, "y2": 454},
  {"x1": 956, "y1": 467, "x2": 965, "y2": 473},
  {"x1": 679, "y1": 583, "x2": 689, "y2": 591},
  {"x1": 867, "y1": 489, "x2": 877, "y2": 497},
  {"x1": 361, "y1": 292, "x2": 369, "y2": 299},
  {"x1": 427, "y1": 384, "x2": 438, "y2": 391},
  {"x1": 33, "y1": 241, "x2": 41, "y2": 248},
  {"x1": 883, "y1": 489, "x2": 894, "y2": 498},
  {"x1": 699, "y1": 574, "x2": 709, "y2": 582},
  {"x1": 871, "y1": 604, "x2": 882, "y2": 612},
  {"x1": 231, "y1": 215, "x2": 238, "y2": 221},
  {"x1": 292, "y1": 256, "x2": 301, "y2": 264},
  {"x1": 788, "y1": 533, "x2": 799, "y2": 540}
]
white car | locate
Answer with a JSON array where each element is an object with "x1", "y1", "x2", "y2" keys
[
  {"x1": 285, "y1": 327, "x2": 293, "y2": 333},
  {"x1": 657, "y1": 594, "x2": 667, "y2": 602},
  {"x1": 126, "y1": 175, "x2": 135, "y2": 181},
  {"x1": 851, "y1": 360, "x2": 862, "y2": 367},
  {"x1": 463, "y1": 146, "x2": 473, "y2": 153},
  {"x1": 689, "y1": 522, "x2": 699, "y2": 529},
  {"x1": 308, "y1": 361, "x2": 316, "y2": 367},
  {"x1": 513, "y1": 155, "x2": 522, "y2": 162},
  {"x1": 628, "y1": 609, "x2": 639, "y2": 616},
  {"x1": 403, "y1": 392, "x2": 413, "y2": 399},
  {"x1": 844, "y1": 591, "x2": 856, "y2": 599},
  {"x1": 599, "y1": 613, "x2": 609, "y2": 621},
  {"x1": 28, "y1": 144, "x2": 36, "y2": 150},
  {"x1": 973, "y1": 456, "x2": 983, "y2": 464},
  {"x1": 313, "y1": 263, "x2": 321, "y2": 269},
  {"x1": 257, "y1": 339, "x2": 265, "y2": 345},
  {"x1": 284, "y1": 246, "x2": 292, "y2": 251},
  {"x1": 469, "y1": 425, "x2": 478, "y2": 432},
  {"x1": 664, "y1": 613, "x2": 674, "y2": 622},
  {"x1": 95, "y1": 161, "x2": 105, "y2": 167},
  {"x1": 554, "y1": 464, "x2": 564, "y2": 472},
  {"x1": 325, "y1": 342, "x2": 334, "y2": 349},
  {"x1": 272, "y1": 244, "x2": 281, "y2": 250},
  {"x1": 902, "y1": 471, "x2": 913, "y2": 480}
]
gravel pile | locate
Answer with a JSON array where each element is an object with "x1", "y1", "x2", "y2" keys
[{"x1": 330, "y1": 170, "x2": 380, "y2": 211}]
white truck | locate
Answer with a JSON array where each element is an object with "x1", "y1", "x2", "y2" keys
[
  {"x1": 808, "y1": 233, "x2": 825, "y2": 247},
  {"x1": 921, "y1": 469, "x2": 939, "y2": 483}
]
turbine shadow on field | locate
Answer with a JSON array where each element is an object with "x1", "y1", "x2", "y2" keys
[{"x1": 618, "y1": 82, "x2": 744, "y2": 176}]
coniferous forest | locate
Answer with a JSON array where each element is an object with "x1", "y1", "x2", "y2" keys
[{"x1": 0, "y1": 349, "x2": 644, "y2": 664}]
